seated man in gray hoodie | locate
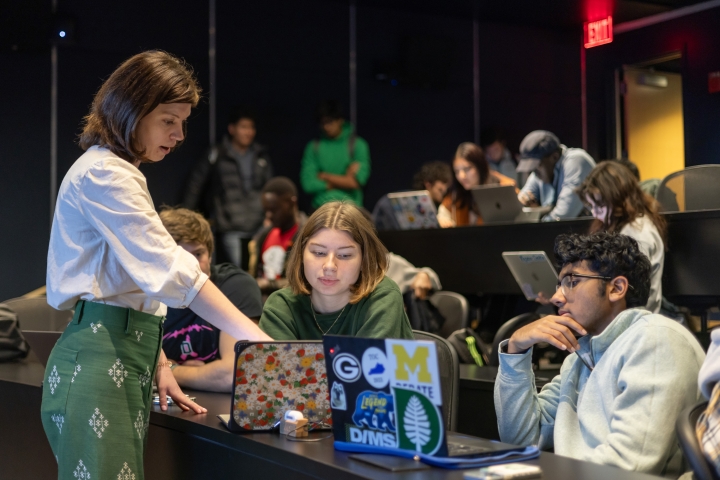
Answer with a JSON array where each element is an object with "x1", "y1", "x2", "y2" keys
[{"x1": 495, "y1": 232, "x2": 704, "y2": 476}]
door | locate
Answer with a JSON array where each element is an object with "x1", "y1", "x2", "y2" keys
[{"x1": 622, "y1": 64, "x2": 685, "y2": 182}]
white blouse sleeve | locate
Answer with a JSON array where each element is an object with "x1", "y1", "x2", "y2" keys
[{"x1": 77, "y1": 161, "x2": 208, "y2": 308}]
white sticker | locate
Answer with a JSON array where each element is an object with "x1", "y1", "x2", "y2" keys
[
  {"x1": 362, "y1": 347, "x2": 389, "y2": 389},
  {"x1": 331, "y1": 382, "x2": 347, "y2": 410},
  {"x1": 332, "y1": 353, "x2": 361, "y2": 382}
]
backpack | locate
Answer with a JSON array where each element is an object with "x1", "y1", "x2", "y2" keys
[
  {"x1": 447, "y1": 328, "x2": 491, "y2": 367},
  {"x1": 0, "y1": 303, "x2": 29, "y2": 362},
  {"x1": 403, "y1": 291, "x2": 445, "y2": 335}
]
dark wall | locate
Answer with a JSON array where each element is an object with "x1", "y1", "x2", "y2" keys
[
  {"x1": 0, "y1": 0, "x2": 580, "y2": 301},
  {"x1": 585, "y1": 7, "x2": 720, "y2": 166}
]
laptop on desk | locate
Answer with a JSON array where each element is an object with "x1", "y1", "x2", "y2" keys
[
  {"x1": 471, "y1": 185, "x2": 549, "y2": 224},
  {"x1": 386, "y1": 190, "x2": 439, "y2": 230},
  {"x1": 322, "y1": 335, "x2": 527, "y2": 458},
  {"x1": 221, "y1": 340, "x2": 332, "y2": 432}
]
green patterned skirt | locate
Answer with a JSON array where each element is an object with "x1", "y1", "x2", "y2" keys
[{"x1": 40, "y1": 300, "x2": 163, "y2": 480}]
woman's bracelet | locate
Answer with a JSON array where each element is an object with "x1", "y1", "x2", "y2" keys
[{"x1": 157, "y1": 361, "x2": 176, "y2": 370}]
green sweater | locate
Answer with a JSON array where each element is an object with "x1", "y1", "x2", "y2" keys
[
  {"x1": 300, "y1": 123, "x2": 371, "y2": 209},
  {"x1": 259, "y1": 277, "x2": 413, "y2": 340}
]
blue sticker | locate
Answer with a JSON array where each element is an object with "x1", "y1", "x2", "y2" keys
[{"x1": 352, "y1": 390, "x2": 396, "y2": 432}]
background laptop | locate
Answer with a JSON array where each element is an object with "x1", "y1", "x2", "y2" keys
[
  {"x1": 386, "y1": 190, "x2": 439, "y2": 229},
  {"x1": 223, "y1": 340, "x2": 331, "y2": 432},
  {"x1": 470, "y1": 185, "x2": 524, "y2": 224},
  {"x1": 323, "y1": 335, "x2": 527, "y2": 458},
  {"x1": 502, "y1": 251, "x2": 558, "y2": 301}
]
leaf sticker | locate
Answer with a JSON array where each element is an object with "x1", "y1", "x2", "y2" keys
[{"x1": 402, "y1": 396, "x2": 431, "y2": 451}]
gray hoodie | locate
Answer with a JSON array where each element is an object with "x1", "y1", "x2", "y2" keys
[{"x1": 495, "y1": 308, "x2": 705, "y2": 476}]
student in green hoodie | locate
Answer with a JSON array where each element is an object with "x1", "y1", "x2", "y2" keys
[{"x1": 300, "y1": 100, "x2": 371, "y2": 209}]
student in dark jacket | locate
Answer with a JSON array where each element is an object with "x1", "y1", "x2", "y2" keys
[{"x1": 183, "y1": 107, "x2": 273, "y2": 267}]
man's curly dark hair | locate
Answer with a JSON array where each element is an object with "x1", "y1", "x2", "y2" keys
[{"x1": 554, "y1": 231, "x2": 651, "y2": 308}]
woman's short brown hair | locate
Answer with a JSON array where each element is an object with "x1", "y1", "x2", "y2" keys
[
  {"x1": 286, "y1": 201, "x2": 388, "y2": 303},
  {"x1": 158, "y1": 207, "x2": 214, "y2": 257},
  {"x1": 79, "y1": 50, "x2": 201, "y2": 163}
]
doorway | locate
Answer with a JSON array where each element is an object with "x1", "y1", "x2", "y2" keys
[{"x1": 617, "y1": 53, "x2": 685, "y2": 182}]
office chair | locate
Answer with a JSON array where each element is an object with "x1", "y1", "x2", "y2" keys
[
  {"x1": 489, "y1": 312, "x2": 541, "y2": 367},
  {"x1": 430, "y1": 291, "x2": 469, "y2": 339},
  {"x1": 412, "y1": 330, "x2": 459, "y2": 432},
  {"x1": 657, "y1": 165, "x2": 720, "y2": 213},
  {"x1": 677, "y1": 401, "x2": 720, "y2": 480}
]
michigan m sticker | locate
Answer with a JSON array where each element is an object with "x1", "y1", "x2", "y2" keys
[{"x1": 385, "y1": 339, "x2": 442, "y2": 405}]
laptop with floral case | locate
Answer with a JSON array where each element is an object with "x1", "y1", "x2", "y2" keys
[{"x1": 226, "y1": 341, "x2": 332, "y2": 432}]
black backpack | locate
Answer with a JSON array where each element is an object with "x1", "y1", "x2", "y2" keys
[
  {"x1": 447, "y1": 328, "x2": 490, "y2": 367},
  {"x1": 0, "y1": 303, "x2": 29, "y2": 362}
]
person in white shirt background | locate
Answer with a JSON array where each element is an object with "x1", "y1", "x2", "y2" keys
[
  {"x1": 576, "y1": 160, "x2": 666, "y2": 313},
  {"x1": 42, "y1": 50, "x2": 271, "y2": 480}
]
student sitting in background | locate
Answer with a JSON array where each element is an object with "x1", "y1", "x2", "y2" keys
[
  {"x1": 372, "y1": 160, "x2": 452, "y2": 231},
  {"x1": 160, "y1": 207, "x2": 263, "y2": 392},
  {"x1": 516, "y1": 130, "x2": 595, "y2": 222},
  {"x1": 248, "y1": 177, "x2": 307, "y2": 296},
  {"x1": 438, "y1": 142, "x2": 516, "y2": 227},
  {"x1": 259, "y1": 201, "x2": 414, "y2": 340},
  {"x1": 480, "y1": 127, "x2": 519, "y2": 184},
  {"x1": 577, "y1": 161, "x2": 666, "y2": 313},
  {"x1": 495, "y1": 232, "x2": 704, "y2": 476}
]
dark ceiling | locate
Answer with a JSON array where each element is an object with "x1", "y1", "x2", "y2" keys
[{"x1": 355, "y1": 0, "x2": 712, "y2": 29}]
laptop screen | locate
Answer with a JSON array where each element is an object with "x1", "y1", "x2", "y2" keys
[{"x1": 323, "y1": 335, "x2": 448, "y2": 456}]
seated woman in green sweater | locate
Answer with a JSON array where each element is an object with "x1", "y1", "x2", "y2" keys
[{"x1": 259, "y1": 201, "x2": 414, "y2": 340}]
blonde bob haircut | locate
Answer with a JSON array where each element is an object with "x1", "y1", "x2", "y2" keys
[{"x1": 286, "y1": 201, "x2": 388, "y2": 303}]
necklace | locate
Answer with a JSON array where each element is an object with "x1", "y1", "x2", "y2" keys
[{"x1": 310, "y1": 302, "x2": 347, "y2": 335}]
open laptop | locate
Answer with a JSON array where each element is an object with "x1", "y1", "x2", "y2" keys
[
  {"x1": 221, "y1": 340, "x2": 332, "y2": 432},
  {"x1": 502, "y1": 251, "x2": 558, "y2": 301},
  {"x1": 322, "y1": 335, "x2": 527, "y2": 458},
  {"x1": 471, "y1": 185, "x2": 549, "y2": 224},
  {"x1": 22, "y1": 331, "x2": 62, "y2": 367},
  {"x1": 386, "y1": 190, "x2": 439, "y2": 230}
]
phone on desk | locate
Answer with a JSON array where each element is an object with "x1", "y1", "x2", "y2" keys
[{"x1": 464, "y1": 463, "x2": 541, "y2": 480}]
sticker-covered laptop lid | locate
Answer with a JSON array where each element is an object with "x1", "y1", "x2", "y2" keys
[
  {"x1": 323, "y1": 335, "x2": 448, "y2": 456},
  {"x1": 228, "y1": 341, "x2": 331, "y2": 431}
]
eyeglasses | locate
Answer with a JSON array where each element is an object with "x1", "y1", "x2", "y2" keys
[
  {"x1": 556, "y1": 273, "x2": 611, "y2": 297},
  {"x1": 556, "y1": 273, "x2": 635, "y2": 298}
]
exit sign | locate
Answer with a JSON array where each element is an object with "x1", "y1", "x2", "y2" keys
[{"x1": 584, "y1": 16, "x2": 613, "y2": 48}]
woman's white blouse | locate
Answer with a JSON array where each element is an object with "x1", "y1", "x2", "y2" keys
[{"x1": 47, "y1": 146, "x2": 208, "y2": 315}]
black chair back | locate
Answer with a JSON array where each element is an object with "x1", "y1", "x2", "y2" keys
[
  {"x1": 429, "y1": 291, "x2": 469, "y2": 339},
  {"x1": 677, "y1": 401, "x2": 720, "y2": 480},
  {"x1": 412, "y1": 330, "x2": 459, "y2": 432},
  {"x1": 657, "y1": 165, "x2": 720, "y2": 212},
  {"x1": 489, "y1": 312, "x2": 540, "y2": 367}
]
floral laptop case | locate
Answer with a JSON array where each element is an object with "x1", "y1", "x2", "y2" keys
[{"x1": 227, "y1": 341, "x2": 331, "y2": 432}]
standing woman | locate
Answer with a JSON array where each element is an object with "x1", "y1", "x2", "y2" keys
[
  {"x1": 42, "y1": 51, "x2": 271, "y2": 480},
  {"x1": 438, "y1": 142, "x2": 516, "y2": 227},
  {"x1": 577, "y1": 161, "x2": 667, "y2": 313}
]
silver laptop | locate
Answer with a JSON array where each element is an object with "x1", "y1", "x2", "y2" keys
[
  {"x1": 470, "y1": 185, "x2": 524, "y2": 224},
  {"x1": 386, "y1": 190, "x2": 439, "y2": 229},
  {"x1": 502, "y1": 251, "x2": 558, "y2": 301}
]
